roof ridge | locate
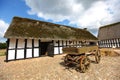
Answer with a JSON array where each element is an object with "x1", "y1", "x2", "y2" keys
[{"x1": 100, "y1": 22, "x2": 120, "y2": 29}]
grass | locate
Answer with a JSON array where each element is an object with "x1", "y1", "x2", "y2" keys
[
  {"x1": 100, "y1": 48, "x2": 120, "y2": 56},
  {"x1": 0, "y1": 49, "x2": 6, "y2": 56}
]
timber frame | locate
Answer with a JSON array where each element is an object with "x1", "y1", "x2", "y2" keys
[
  {"x1": 5, "y1": 38, "x2": 97, "y2": 62},
  {"x1": 98, "y1": 38, "x2": 120, "y2": 48}
]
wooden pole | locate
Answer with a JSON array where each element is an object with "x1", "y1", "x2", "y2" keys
[
  {"x1": 15, "y1": 39, "x2": 18, "y2": 60},
  {"x1": 39, "y1": 40, "x2": 41, "y2": 57},
  {"x1": 24, "y1": 39, "x2": 27, "y2": 59},
  {"x1": 6, "y1": 39, "x2": 10, "y2": 62},
  {"x1": 32, "y1": 39, "x2": 34, "y2": 58}
]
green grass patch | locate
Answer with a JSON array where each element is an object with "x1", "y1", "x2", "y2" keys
[{"x1": 0, "y1": 49, "x2": 6, "y2": 56}]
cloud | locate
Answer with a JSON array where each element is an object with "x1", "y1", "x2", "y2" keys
[
  {"x1": 25, "y1": 0, "x2": 120, "y2": 36},
  {"x1": 0, "y1": 19, "x2": 9, "y2": 38}
]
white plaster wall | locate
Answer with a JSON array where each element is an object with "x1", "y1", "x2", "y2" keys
[
  {"x1": 34, "y1": 48, "x2": 39, "y2": 57},
  {"x1": 34, "y1": 39, "x2": 39, "y2": 47},
  {"x1": 72, "y1": 41, "x2": 76, "y2": 47},
  {"x1": 8, "y1": 50, "x2": 15, "y2": 60},
  {"x1": 8, "y1": 39, "x2": 67, "y2": 60},
  {"x1": 54, "y1": 47, "x2": 59, "y2": 54},
  {"x1": 18, "y1": 39, "x2": 24, "y2": 48},
  {"x1": 60, "y1": 47, "x2": 63, "y2": 54},
  {"x1": 16, "y1": 50, "x2": 24, "y2": 59},
  {"x1": 76, "y1": 41, "x2": 80, "y2": 47},
  {"x1": 54, "y1": 41, "x2": 58, "y2": 46},
  {"x1": 59, "y1": 40, "x2": 62, "y2": 46},
  {"x1": 9, "y1": 38, "x2": 16, "y2": 49},
  {"x1": 26, "y1": 49, "x2": 32, "y2": 58},
  {"x1": 54, "y1": 40, "x2": 65, "y2": 54},
  {"x1": 27, "y1": 39, "x2": 32, "y2": 47}
]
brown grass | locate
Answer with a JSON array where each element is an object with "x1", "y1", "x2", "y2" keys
[
  {"x1": 0, "y1": 49, "x2": 6, "y2": 56},
  {"x1": 100, "y1": 48, "x2": 120, "y2": 56}
]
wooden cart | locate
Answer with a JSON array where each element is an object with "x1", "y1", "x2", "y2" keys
[{"x1": 63, "y1": 46, "x2": 101, "y2": 73}]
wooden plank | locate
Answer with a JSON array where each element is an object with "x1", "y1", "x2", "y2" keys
[
  {"x1": 58, "y1": 40, "x2": 60, "y2": 54},
  {"x1": 47, "y1": 40, "x2": 54, "y2": 57},
  {"x1": 63, "y1": 46, "x2": 98, "y2": 54},
  {"x1": 115, "y1": 39, "x2": 118, "y2": 48},
  {"x1": 73, "y1": 41, "x2": 74, "y2": 47},
  {"x1": 62, "y1": 40, "x2": 64, "y2": 47},
  {"x1": 118, "y1": 39, "x2": 120, "y2": 47},
  {"x1": 6, "y1": 39, "x2": 10, "y2": 62},
  {"x1": 24, "y1": 39, "x2": 27, "y2": 59},
  {"x1": 15, "y1": 39, "x2": 18, "y2": 60},
  {"x1": 39, "y1": 40, "x2": 41, "y2": 57},
  {"x1": 66, "y1": 40, "x2": 67, "y2": 47},
  {"x1": 32, "y1": 39, "x2": 34, "y2": 57},
  {"x1": 76, "y1": 41, "x2": 77, "y2": 47}
]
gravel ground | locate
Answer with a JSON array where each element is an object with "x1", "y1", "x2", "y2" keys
[{"x1": 0, "y1": 54, "x2": 120, "y2": 80}]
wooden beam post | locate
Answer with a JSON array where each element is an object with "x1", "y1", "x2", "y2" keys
[
  {"x1": 39, "y1": 40, "x2": 41, "y2": 57},
  {"x1": 5, "y1": 39, "x2": 10, "y2": 62},
  {"x1": 118, "y1": 38, "x2": 120, "y2": 47},
  {"x1": 15, "y1": 39, "x2": 18, "y2": 60},
  {"x1": 62, "y1": 40, "x2": 64, "y2": 47},
  {"x1": 24, "y1": 39, "x2": 27, "y2": 59},
  {"x1": 32, "y1": 39, "x2": 34, "y2": 58},
  {"x1": 76, "y1": 41, "x2": 77, "y2": 47},
  {"x1": 58, "y1": 40, "x2": 60, "y2": 54},
  {"x1": 66, "y1": 40, "x2": 67, "y2": 47}
]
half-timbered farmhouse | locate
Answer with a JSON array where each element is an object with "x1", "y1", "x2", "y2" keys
[
  {"x1": 4, "y1": 16, "x2": 97, "y2": 61},
  {"x1": 98, "y1": 22, "x2": 120, "y2": 48}
]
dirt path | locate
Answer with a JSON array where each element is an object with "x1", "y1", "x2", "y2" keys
[{"x1": 0, "y1": 54, "x2": 120, "y2": 80}]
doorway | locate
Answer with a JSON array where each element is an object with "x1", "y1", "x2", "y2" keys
[{"x1": 41, "y1": 42, "x2": 54, "y2": 56}]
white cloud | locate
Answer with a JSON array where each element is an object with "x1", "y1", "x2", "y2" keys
[
  {"x1": 0, "y1": 19, "x2": 9, "y2": 37},
  {"x1": 25, "y1": 0, "x2": 120, "y2": 36}
]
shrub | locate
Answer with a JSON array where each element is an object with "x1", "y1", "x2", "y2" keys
[{"x1": 0, "y1": 43, "x2": 7, "y2": 49}]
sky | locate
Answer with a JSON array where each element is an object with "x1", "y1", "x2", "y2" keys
[{"x1": 0, "y1": 0, "x2": 120, "y2": 42}]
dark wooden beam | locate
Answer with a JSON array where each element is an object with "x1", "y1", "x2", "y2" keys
[
  {"x1": 62, "y1": 40, "x2": 64, "y2": 47},
  {"x1": 32, "y1": 39, "x2": 34, "y2": 58},
  {"x1": 79, "y1": 41, "x2": 81, "y2": 47},
  {"x1": 15, "y1": 39, "x2": 18, "y2": 60},
  {"x1": 58, "y1": 40, "x2": 60, "y2": 54},
  {"x1": 39, "y1": 40, "x2": 41, "y2": 57},
  {"x1": 76, "y1": 41, "x2": 77, "y2": 47},
  {"x1": 98, "y1": 41, "x2": 100, "y2": 47},
  {"x1": 118, "y1": 38, "x2": 120, "y2": 47},
  {"x1": 24, "y1": 39, "x2": 27, "y2": 59},
  {"x1": 115, "y1": 39, "x2": 118, "y2": 48},
  {"x1": 6, "y1": 39, "x2": 10, "y2": 62},
  {"x1": 111, "y1": 40, "x2": 113, "y2": 47},
  {"x1": 73, "y1": 41, "x2": 74, "y2": 47},
  {"x1": 66, "y1": 40, "x2": 67, "y2": 47}
]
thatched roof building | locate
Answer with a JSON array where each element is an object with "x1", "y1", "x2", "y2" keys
[
  {"x1": 98, "y1": 22, "x2": 120, "y2": 48},
  {"x1": 4, "y1": 17, "x2": 97, "y2": 41},
  {"x1": 98, "y1": 22, "x2": 120, "y2": 40},
  {"x1": 4, "y1": 16, "x2": 97, "y2": 61}
]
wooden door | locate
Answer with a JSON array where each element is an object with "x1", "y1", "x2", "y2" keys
[{"x1": 47, "y1": 42, "x2": 54, "y2": 57}]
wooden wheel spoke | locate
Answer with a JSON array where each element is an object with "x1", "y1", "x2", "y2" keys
[
  {"x1": 95, "y1": 50, "x2": 101, "y2": 63},
  {"x1": 80, "y1": 56, "x2": 90, "y2": 73}
]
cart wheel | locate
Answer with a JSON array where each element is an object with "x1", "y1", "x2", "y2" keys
[
  {"x1": 80, "y1": 56, "x2": 91, "y2": 73},
  {"x1": 95, "y1": 50, "x2": 101, "y2": 63},
  {"x1": 64, "y1": 54, "x2": 69, "y2": 64}
]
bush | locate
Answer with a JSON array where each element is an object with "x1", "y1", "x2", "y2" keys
[{"x1": 0, "y1": 43, "x2": 7, "y2": 49}]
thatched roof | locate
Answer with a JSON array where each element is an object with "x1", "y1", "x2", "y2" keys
[
  {"x1": 4, "y1": 16, "x2": 97, "y2": 41},
  {"x1": 98, "y1": 22, "x2": 120, "y2": 40}
]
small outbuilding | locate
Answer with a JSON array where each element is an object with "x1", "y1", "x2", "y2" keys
[
  {"x1": 98, "y1": 22, "x2": 120, "y2": 48},
  {"x1": 4, "y1": 16, "x2": 97, "y2": 61}
]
